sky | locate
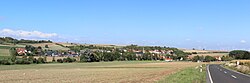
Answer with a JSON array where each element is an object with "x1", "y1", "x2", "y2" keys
[{"x1": 0, "y1": 0, "x2": 250, "y2": 50}]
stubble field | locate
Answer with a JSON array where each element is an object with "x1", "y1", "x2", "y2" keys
[{"x1": 0, "y1": 61, "x2": 202, "y2": 83}]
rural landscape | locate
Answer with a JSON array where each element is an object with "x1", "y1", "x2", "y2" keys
[
  {"x1": 1, "y1": 37, "x2": 249, "y2": 83},
  {"x1": 1, "y1": 0, "x2": 250, "y2": 83}
]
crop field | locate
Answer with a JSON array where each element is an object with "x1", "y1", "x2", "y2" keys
[
  {"x1": 0, "y1": 45, "x2": 11, "y2": 56},
  {"x1": 189, "y1": 53, "x2": 228, "y2": 58},
  {"x1": 181, "y1": 49, "x2": 228, "y2": 53},
  {"x1": 27, "y1": 43, "x2": 70, "y2": 50},
  {"x1": 0, "y1": 49, "x2": 9, "y2": 56},
  {"x1": 231, "y1": 60, "x2": 250, "y2": 63},
  {"x1": 0, "y1": 61, "x2": 202, "y2": 83}
]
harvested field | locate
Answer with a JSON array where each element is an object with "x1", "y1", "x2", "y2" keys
[
  {"x1": 26, "y1": 43, "x2": 70, "y2": 50},
  {"x1": 231, "y1": 60, "x2": 250, "y2": 63},
  {"x1": 0, "y1": 61, "x2": 202, "y2": 83},
  {"x1": 189, "y1": 53, "x2": 228, "y2": 58}
]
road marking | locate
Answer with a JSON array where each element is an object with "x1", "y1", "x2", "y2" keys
[
  {"x1": 231, "y1": 75, "x2": 237, "y2": 78},
  {"x1": 207, "y1": 65, "x2": 214, "y2": 83},
  {"x1": 220, "y1": 65, "x2": 250, "y2": 78},
  {"x1": 224, "y1": 71, "x2": 227, "y2": 73}
]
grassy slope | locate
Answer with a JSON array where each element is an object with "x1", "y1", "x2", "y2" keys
[{"x1": 158, "y1": 65, "x2": 206, "y2": 83}]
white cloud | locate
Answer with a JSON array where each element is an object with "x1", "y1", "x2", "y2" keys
[
  {"x1": 0, "y1": 28, "x2": 58, "y2": 39},
  {"x1": 240, "y1": 40, "x2": 247, "y2": 43}
]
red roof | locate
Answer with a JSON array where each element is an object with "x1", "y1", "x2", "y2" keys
[{"x1": 16, "y1": 48, "x2": 26, "y2": 55}]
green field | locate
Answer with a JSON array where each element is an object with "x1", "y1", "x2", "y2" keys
[
  {"x1": 0, "y1": 61, "x2": 203, "y2": 83},
  {"x1": 158, "y1": 65, "x2": 206, "y2": 83},
  {"x1": 0, "y1": 46, "x2": 11, "y2": 56}
]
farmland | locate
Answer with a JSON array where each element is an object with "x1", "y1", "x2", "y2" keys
[
  {"x1": 0, "y1": 61, "x2": 203, "y2": 83},
  {"x1": 0, "y1": 45, "x2": 13, "y2": 57},
  {"x1": 189, "y1": 53, "x2": 229, "y2": 58},
  {"x1": 23, "y1": 43, "x2": 70, "y2": 50},
  {"x1": 0, "y1": 43, "x2": 69, "y2": 56}
]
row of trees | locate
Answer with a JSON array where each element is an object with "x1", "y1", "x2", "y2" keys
[
  {"x1": 192, "y1": 55, "x2": 217, "y2": 62},
  {"x1": 0, "y1": 37, "x2": 52, "y2": 44},
  {"x1": 80, "y1": 51, "x2": 166, "y2": 62}
]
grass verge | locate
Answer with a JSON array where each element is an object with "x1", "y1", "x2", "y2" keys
[{"x1": 158, "y1": 65, "x2": 206, "y2": 83}]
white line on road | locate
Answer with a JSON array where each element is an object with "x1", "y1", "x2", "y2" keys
[
  {"x1": 231, "y1": 75, "x2": 237, "y2": 78},
  {"x1": 207, "y1": 65, "x2": 214, "y2": 83},
  {"x1": 220, "y1": 65, "x2": 250, "y2": 78}
]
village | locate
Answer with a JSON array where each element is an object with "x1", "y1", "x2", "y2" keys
[{"x1": 12, "y1": 42, "x2": 227, "y2": 63}]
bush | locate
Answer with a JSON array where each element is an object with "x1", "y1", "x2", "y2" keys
[
  {"x1": 45, "y1": 44, "x2": 49, "y2": 48},
  {"x1": 52, "y1": 56, "x2": 56, "y2": 62},
  {"x1": 57, "y1": 59, "x2": 63, "y2": 63},
  {"x1": 15, "y1": 59, "x2": 32, "y2": 64},
  {"x1": 62, "y1": 57, "x2": 76, "y2": 63},
  {"x1": 37, "y1": 57, "x2": 45, "y2": 64},
  {"x1": 28, "y1": 56, "x2": 34, "y2": 62},
  {"x1": 0, "y1": 59, "x2": 14, "y2": 65}
]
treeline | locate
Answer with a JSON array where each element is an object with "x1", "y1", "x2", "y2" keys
[
  {"x1": 0, "y1": 37, "x2": 52, "y2": 44},
  {"x1": 229, "y1": 50, "x2": 250, "y2": 59},
  {"x1": 77, "y1": 45, "x2": 189, "y2": 62},
  {"x1": 68, "y1": 44, "x2": 181, "y2": 52},
  {"x1": 192, "y1": 55, "x2": 233, "y2": 62},
  {"x1": 80, "y1": 51, "x2": 165, "y2": 62}
]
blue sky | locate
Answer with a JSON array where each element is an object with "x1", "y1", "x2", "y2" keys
[{"x1": 0, "y1": 0, "x2": 250, "y2": 50}]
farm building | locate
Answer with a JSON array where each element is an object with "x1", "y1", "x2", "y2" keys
[{"x1": 16, "y1": 48, "x2": 27, "y2": 55}]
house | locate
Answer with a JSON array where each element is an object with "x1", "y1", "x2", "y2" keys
[
  {"x1": 16, "y1": 48, "x2": 27, "y2": 55},
  {"x1": 45, "y1": 50, "x2": 53, "y2": 56},
  {"x1": 149, "y1": 50, "x2": 161, "y2": 54},
  {"x1": 215, "y1": 56, "x2": 222, "y2": 61},
  {"x1": 45, "y1": 50, "x2": 59, "y2": 56},
  {"x1": 67, "y1": 50, "x2": 79, "y2": 57},
  {"x1": 165, "y1": 57, "x2": 173, "y2": 62}
]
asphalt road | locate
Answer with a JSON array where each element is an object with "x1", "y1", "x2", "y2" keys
[{"x1": 207, "y1": 64, "x2": 250, "y2": 83}]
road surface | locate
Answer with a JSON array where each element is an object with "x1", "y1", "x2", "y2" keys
[{"x1": 207, "y1": 64, "x2": 250, "y2": 83}]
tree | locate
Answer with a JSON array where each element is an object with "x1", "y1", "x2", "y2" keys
[
  {"x1": 229, "y1": 50, "x2": 250, "y2": 59},
  {"x1": 25, "y1": 45, "x2": 35, "y2": 52},
  {"x1": 9, "y1": 47, "x2": 17, "y2": 62},
  {"x1": 192, "y1": 55, "x2": 205, "y2": 62},
  {"x1": 36, "y1": 46, "x2": 43, "y2": 56},
  {"x1": 173, "y1": 50, "x2": 188, "y2": 60},
  {"x1": 45, "y1": 45, "x2": 49, "y2": 48},
  {"x1": 204, "y1": 56, "x2": 216, "y2": 62},
  {"x1": 221, "y1": 56, "x2": 233, "y2": 61},
  {"x1": 142, "y1": 52, "x2": 151, "y2": 60}
]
